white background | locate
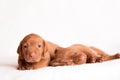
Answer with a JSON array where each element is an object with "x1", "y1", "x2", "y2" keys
[
  {"x1": 0, "y1": 0, "x2": 120, "y2": 80},
  {"x1": 0, "y1": 0, "x2": 120, "y2": 56}
]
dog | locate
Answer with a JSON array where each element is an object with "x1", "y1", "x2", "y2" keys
[{"x1": 17, "y1": 33, "x2": 59, "y2": 70}]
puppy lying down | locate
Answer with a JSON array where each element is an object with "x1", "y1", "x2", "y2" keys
[
  {"x1": 50, "y1": 44, "x2": 120, "y2": 66},
  {"x1": 17, "y1": 33, "x2": 120, "y2": 69}
]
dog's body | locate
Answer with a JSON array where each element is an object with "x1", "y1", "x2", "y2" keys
[
  {"x1": 69, "y1": 44, "x2": 98, "y2": 63},
  {"x1": 50, "y1": 44, "x2": 98, "y2": 66},
  {"x1": 50, "y1": 44, "x2": 120, "y2": 66},
  {"x1": 17, "y1": 34, "x2": 59, "y2": 70},
  {"x1": 50, "y1": 46, "x2": 87, "y2": 66}
]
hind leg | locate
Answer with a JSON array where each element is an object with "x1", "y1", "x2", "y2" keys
[{"x1": 90, "y1": 47, "x2": 110, "y2": 62}]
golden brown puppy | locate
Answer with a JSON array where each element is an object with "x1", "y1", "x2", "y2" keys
[
  {"x1": 49, "y1": 46, "x2": 87, "y2": 66},
  {"x1": 17, "y1": 33, "x2": 59, "y2": 70},
  {"x1": 90, "y1": 47, "x2": 120, "y2": 62}
]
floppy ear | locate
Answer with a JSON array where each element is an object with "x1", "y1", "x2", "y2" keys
[
  {"x1": 42, "y1": 40, "x2": 48, "y2": 57},
  {"x1": 17, "y1": 42, "x2": 22, "y2": 55}
]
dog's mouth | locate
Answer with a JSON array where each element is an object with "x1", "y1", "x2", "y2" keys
[
  {"x1": 26, "y1": 59, "x2": 39, "y2": 63},
  {"x1": 24, "y1": 55, "x2": 41, "y2": 63},
  {"x1": 25, "y1": 58, "x2": 41, "y2": 63}
]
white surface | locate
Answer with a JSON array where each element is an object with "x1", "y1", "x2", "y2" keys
[
  {"x1": 0, "y1": 0, "x2": 120, "y2": 80},
  {"x1": 0, "y1": 56, "x2": 120, "y2": 80}
]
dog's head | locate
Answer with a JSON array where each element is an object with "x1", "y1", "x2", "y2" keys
[{"x1": 17, "y1": 33, "x2": 48, "y2": 63}]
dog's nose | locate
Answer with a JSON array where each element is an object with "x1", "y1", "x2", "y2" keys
[{"x1": 29, "y1": 52, "x2": 35, "y2": 58}]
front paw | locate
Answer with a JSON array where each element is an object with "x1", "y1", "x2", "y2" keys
[
  {"x1": 25, "y1": 66, "x2": 35, "y2": 70},
  {"x1": 18, "y1": 66, "x2": 35, "y2": 70},
  {"x1": 18, "y1": 63, "x2": 32, "y2": 70},
  {"x1": 18, "y1": 66, "x2": 27, "y2": 70}
]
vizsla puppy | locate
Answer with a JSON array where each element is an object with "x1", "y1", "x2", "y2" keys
[{"x1": 17, "y1": 33, "x2": 59, "y2": 70}]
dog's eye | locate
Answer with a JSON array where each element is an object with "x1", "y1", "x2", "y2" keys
[
  {"x1": 37, "y1": 45, "x2": 41, "y2": 48},
  {"x1": 23, "y1": 45, "x2": 28, "y2": 48}
]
